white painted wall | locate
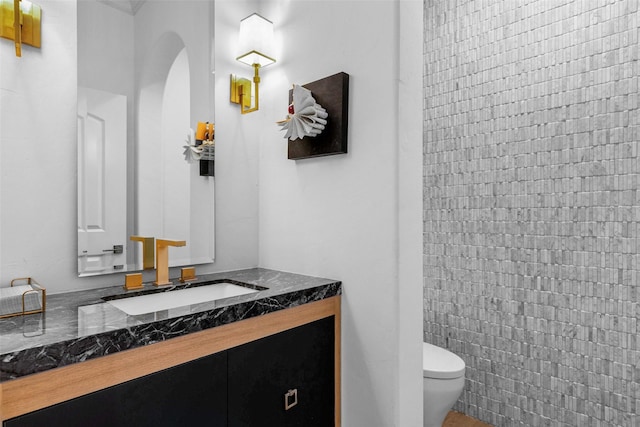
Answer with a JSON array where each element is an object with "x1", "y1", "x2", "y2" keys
[
  {"x1": 77, "y1": 1, "x2": 134, "y2": 112},
  {"x1": 131, "y1": 0, "x2": 215, "y2": 270},
  {"x1": 157, "y1": 48, "x2": 192, "y2": 264},
  {"x1": 217, "y1": 0, "x2": 423, "y2": 425},
  {"x1": 213, "y1": 1, "x2": 260, "y2": 274},
  {"x1": 0, "y1": 0, "x2": 259, "y2": 293},
  {"x1": 397, "y1": 2, "x2": 424, "y2": 425},
  {"x1": 0, "y1": 0, "x2": 83, "y2": 291}
]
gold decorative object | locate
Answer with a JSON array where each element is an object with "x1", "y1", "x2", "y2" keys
[
  {"x1": 183, "y1": 124, "x2": 214, "y2": 164},
  {"x1": 0, "y1": 277, "x2": 46, "y2": 318},
  {"x1": 0, "y1": 0, "x2": 41, "y2": 57}
]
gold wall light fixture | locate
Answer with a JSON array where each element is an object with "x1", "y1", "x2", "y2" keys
[
  {"x1": 230, "y1": 13, "x2": 276, "y2": 114},
  {"x1": 0, "y1": 0, "x2": 41, "y2": 57}
]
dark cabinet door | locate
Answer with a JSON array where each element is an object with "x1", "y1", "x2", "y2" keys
[
  {"x1": 4, "y1": 352, "x2": 227, "y2": 427},
  {"x1": 113, "y1": 351, "x2": 227, "y2": 426},
  {"x1": 227, "y1": 316, "x2": 335, "y2": 427}
]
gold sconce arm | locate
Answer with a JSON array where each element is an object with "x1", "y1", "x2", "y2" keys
[
  {"x1": 0, "y1": 0, "x2": 41, "y2": 57},
  {"x1": 242, "y1": 64, "x2": 261, "y2": 114},
  {"x1": 13, "y1": 0, "x2": 20, "y2": 56},
  {"x1": 230, "y1": 64, "x2": 262, "y2": 114}
]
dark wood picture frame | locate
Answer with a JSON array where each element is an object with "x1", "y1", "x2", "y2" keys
[{"x1": 287, "y1": 72, "x2": 349, "y2": 160}]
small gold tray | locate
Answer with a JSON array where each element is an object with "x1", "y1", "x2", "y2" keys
[{"x1": 0, "y1": 277, "x2": 46, "y2": 319}]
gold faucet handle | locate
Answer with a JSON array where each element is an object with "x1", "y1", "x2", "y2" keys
[
  {"x1": 124, "y1": 273, "x2": 144, "y2": 291},
  {"x1": 156, "y1": 239, "x2": 187, "y2": 248},
  {"x1": 180, "y1": 267, "x2": 197, "y2": 283},
  {"x1": 130, "y1": 236, "x2": 155, "y2": 270}
]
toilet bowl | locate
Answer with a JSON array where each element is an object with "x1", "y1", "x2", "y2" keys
[{"x1": 423, "y1": 342, "x2": 465, "y2": 427}]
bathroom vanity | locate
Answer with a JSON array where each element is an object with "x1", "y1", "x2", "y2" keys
[{"x1": 0, "y1": 269, "x2": 341, "y2": 426}]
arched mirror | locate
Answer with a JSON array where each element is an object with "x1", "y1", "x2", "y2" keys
[{"x1": 77, "y1": 0, "x2": 215, "y2": 277}]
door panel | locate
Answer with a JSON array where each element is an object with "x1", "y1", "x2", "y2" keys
[{"x1": 77, "y1": 87, "x2": 127, "y2": 276}]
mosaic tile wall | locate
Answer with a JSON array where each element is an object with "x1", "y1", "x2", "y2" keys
[{"x1": 422, "y1": 1, "x2": 639, "y2": 426}]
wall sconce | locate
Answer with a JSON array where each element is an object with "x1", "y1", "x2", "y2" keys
[
  {"x1": 0, "y1": 0, "x2": 41, "y2": 57},
  {"x1": 230, "y1": 13, "x2": 276, "y2": 114}
]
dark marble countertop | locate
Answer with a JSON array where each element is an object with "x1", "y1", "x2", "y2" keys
[{"x1": 0, "y1": 268, "x2": 341, "y2": 382}]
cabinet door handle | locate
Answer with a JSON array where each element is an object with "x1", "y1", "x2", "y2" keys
[
  {"x1": 103, "y1": 245, "x2": 124, "y2": 254},
  {"x1": 284, "y1": 388, "x2": 298, "y2": 411}
]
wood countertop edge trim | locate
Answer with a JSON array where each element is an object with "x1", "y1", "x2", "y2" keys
[{"x1": 1, "y1": 295, "x2": 341, "y2": 421}]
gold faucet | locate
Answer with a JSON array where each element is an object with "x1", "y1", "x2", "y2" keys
[
  {"x1": 154, "y1": 239, "x2": 186, "y2": 286},
  {"x1": 130, "y1": 236, "x2": 155, "y2": 270}
]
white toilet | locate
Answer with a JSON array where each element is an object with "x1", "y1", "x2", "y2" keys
[{"x1": 422, "y1": 342, "x2": 466, "y2": 427}]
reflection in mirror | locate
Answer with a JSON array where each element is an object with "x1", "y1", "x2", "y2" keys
[{"x1": 77, "y1": 0, "x2": 215, "y2": 277}]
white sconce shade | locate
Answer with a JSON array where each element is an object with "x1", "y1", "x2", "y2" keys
[{"x1": 236, "y1": 13, "x2": 276, "y2": 67}]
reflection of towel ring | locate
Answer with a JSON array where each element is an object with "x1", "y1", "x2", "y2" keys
[{"x1": 284, "y1": 388, "x2": 298, "y2": 411}]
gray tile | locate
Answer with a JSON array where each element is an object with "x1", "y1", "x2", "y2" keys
[{"x1": 423, "y1": 0, "x2": 640, "y2": 426}]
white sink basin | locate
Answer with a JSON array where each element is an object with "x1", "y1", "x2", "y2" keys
[{"x1": 106, "y1": 282, "x2": 259, "y2": 315}]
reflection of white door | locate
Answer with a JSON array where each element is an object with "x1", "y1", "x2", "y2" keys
[{"x1": 77, "y1": 87, "x2": 127, "y2": 276}]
